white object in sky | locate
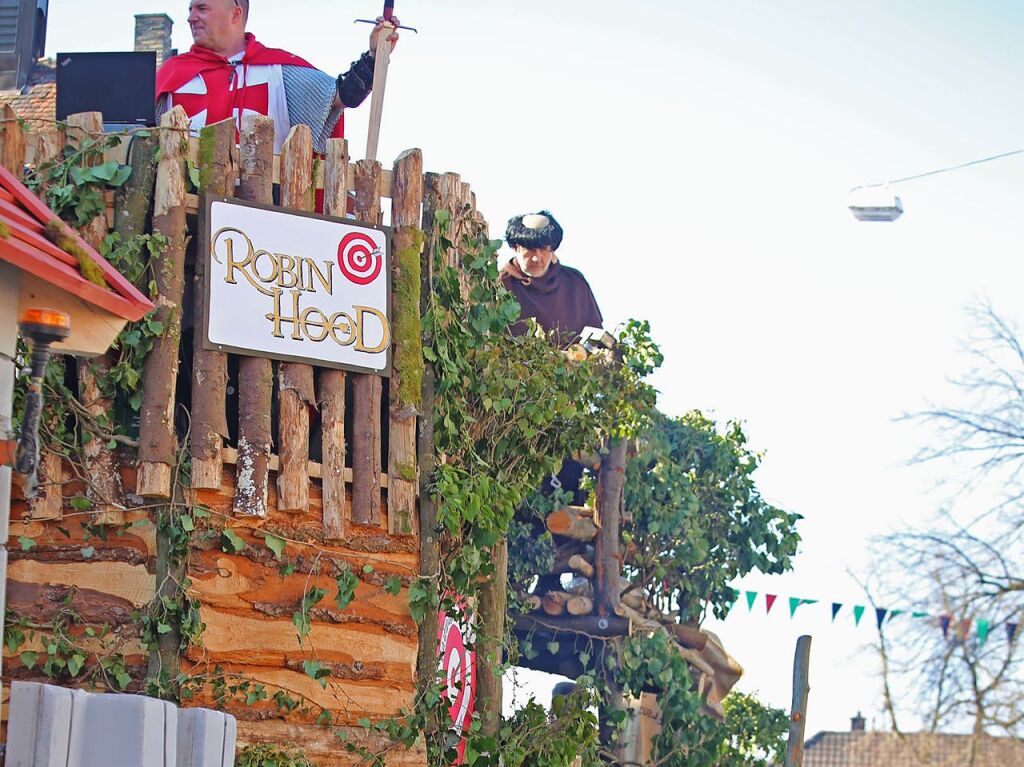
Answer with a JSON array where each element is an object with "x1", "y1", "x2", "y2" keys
[{"x1": 848, "y1": 186, "x2": 903, "y2": 222}]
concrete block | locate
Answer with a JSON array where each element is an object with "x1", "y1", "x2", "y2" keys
[
  {"x1": 6, "y1": 681, "x2": 75, "y2": 767},
  {"x1": 177, "y1": 708, "x2": 237, "y2": 767},
  {"x1": 67, "y1": 690, "x2": 176, "y2": 767}
]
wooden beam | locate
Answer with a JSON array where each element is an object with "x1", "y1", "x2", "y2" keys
[
  {"x1": 350, "y1": 160, "x2": 383, "y2": 527},
  {"x1": 319, "y1": 138, "x2": 349, "y2": 540},
  {"x1": 415, "y1": 172, "x2": 441, "y2": 689},
  {"x1": 137, "y1": 108, "x2": 186, "y2": 499},
  {"x1": 275, "y1": 124, "x2": 316, "y2": 514},
  {"x1": 219, "y1": 447, "x2": 390, "y2": 487},
  {"x1": 190, "y1": 118, "x2": 236, "y2": 489},
  {"x1": 387, "y1": 148, "x2": 423, "y2": 537},
  {"x1": 68, "y1": 112, "x2": 123, "y2": 525},
  {"x1": 476, "y1": 539, "x2": 507, "y2": 738},
  {"x1": 594, "y1": 440, "x2": 627, "y2": 616},
  {"x1": 232, "y1": 114, "x2": 276, "y2": 518},
  {"x1": 514, "y1": 613, "x2": 630, "y2": 639},
  {"x1": 785, "y1": 635, "x2": 812, "y2": 767}
]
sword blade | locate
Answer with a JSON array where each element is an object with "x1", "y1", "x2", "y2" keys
[{"x1": 364, "y1": 27, "x2": 392, "y2": 162}]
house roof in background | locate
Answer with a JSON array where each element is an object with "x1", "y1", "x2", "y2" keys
[
  {"x1": 805, "y1": 731, "x2": 1024, "y2": 767},
  {"x1": 0, "y1": 61, "x2": 57, "y2": 129}
]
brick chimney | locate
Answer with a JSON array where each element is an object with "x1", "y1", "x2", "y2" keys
[
  {"x1": 134, "y1": 14, "x2": 173, "y2": 67},
  {"x1": 850, "y1": 712, "x2": 866, "y2": 732}
]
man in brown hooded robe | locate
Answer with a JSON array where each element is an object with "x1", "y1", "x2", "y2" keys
[
  {"x1": 500, "y1": 210, "x2": 603, "y2": 508},
  {"x1": 500, "y1": 210, "x2": 602, "y2": 345}
]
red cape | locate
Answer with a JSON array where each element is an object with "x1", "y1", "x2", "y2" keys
[{"x1": 156, "y1": 33, "x2": 317, "y2": 97}]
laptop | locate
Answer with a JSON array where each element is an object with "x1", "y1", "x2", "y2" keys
[{"x1": 55, "y1": 51, "x2": 157, "y2": 128}]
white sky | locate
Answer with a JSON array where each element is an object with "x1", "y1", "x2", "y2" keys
[{"x1": 48, "y1": 0, "x2": 1024, "y2": 741}]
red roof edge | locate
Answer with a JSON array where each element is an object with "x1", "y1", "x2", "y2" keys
[{"x1": 0, "y1": 164, "x2": 154, "y2": 322}]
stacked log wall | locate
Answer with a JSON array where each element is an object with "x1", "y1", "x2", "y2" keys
[{"x1": 0, "y1": 111, "x2": 489, "y2": 766}]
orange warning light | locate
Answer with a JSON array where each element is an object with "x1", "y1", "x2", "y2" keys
[{"x1": 20, "y1": 308, "x2": 71, "y2": 331}]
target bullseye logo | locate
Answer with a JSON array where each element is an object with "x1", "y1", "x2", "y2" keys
[{"x1": 337, "y1": 231, "x2": 383, "y2": 285}]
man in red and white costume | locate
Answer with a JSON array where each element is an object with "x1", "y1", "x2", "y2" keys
[{"x1": 156, "y1": 0, "x2": 397, "y2": 154}]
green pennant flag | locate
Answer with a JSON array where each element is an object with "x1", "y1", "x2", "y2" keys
[
  {"x1": 911, "y1": 611, "x2": 929, "y2": 619},
  {"x1": 789, "y1": 597, "x2": 802, "y2": 618},
  {"x1": 889, "y1": 610, "x2": 905, "y2": 621},
  {"x1": 746, "y1": 591, "x2": 758, "y2": 612},
  {"x1": 977, "y1": 619, "x2": 991, "y2": 644},
  {"x1": 853, "y1": 606, "x2": 865, "y2": 626}
]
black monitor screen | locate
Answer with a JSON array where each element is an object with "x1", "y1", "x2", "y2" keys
[{"x1": 56, "y1": 51, "x2": 157, "y2": 126}]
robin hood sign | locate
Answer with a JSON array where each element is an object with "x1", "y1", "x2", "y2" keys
[{"x1": 202, "y1": 197, "x2": 391, "y2": 376}]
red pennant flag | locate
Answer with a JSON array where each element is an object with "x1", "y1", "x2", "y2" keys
[
  {"x1": 939, "y1": 615, "x2": 951, "y2": 638},
  {"x1": 765, "y1": 594, "x2": 778, "y2": 614}
]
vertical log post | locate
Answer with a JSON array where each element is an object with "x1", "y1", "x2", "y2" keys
[
  {"x1": 27, "y1": 128, "x2": 65, "y2": 520},
  {"x1": 415, "y1": 172, "x2": 441, "y2": 686},
  {"x1": 67, "y1": 112, "x2": 123, "y2": 525},
  {"x1": 0, "y1": 103, "x2": 25, "y2": 174},
  {"x1": 387, "y1": 149, "x2": 423, "y2": 536},
  {"x1": 137, "y1": 107, "x2": 187, "y2": 498},
  {"x1": 438, "y1": 173, "x2": 462, "y2": 270},
  {"x1": 477, "y1": 539, "x2": 508, "y2": 738},
  {"x1": 276, "y1": 125, "x2": 316, "y2": 514},
  {"x1": 233, "y1": 114, "x2": 275, "y2": 517},
  {"x1": 594, "y1": 439, "x2": 627, "y2": 616},
  {"x1": 320, "y1": 138, "x2": 349, "y2": 539},
  {"x1": 190, "y1": 119, "x2": 236, "y2": 489},
  {"x1": 785, "y1": 635, "x2": 813, "y2": 767},
  {"x1": 595, "y1": 438, "x2": 628, "y2": 761},
  {"x1": 350, "y1": 160, "x2": 383, "y2": 526}
]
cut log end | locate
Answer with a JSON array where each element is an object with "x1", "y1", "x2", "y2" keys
[
  {"x1": 541, "y1": 591, "x2": 568, "y2": 616},
  {"x1": 136, "y1": 462, "x2": 173, "y2": 500},
  {"x1": 546, "y1": 506, "x2": 598, "y2": 541},
  {"x1": 190, "y1": 455, "x2": 224, "y2": 490},
  {"x1": 566, "y1": 595, "x2": 594, "y2": 617}
]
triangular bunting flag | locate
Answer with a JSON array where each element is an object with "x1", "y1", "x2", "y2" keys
[
  {"x1": 789, "y1": 597, "x2": 801, "y2": 618},
  {"x1": 977, "y1": 620, "x2": 990, "y2": 645},
  {"x1": 939, "y1": 615, "x2": 951, "y2": 638},
  {"x1": 1007, "y1": 623, "x2": 1019, "y2": 643},
  {"x1": 853, "y1": 606, "x2": 865, "y2": 626},
  {"x1": 832, "y1": 603, "x2": 843, "y2": 622},
  {"x1": 889, "y1": 610, "x2": 904, "y2": 621},
  {"x1": 875, "y1": 608, "x2": 888, "y2": 629},
  {"x1": 765, "y1": 594, "x2": 778, "y2": 614},
  {"x1": 746, "y1": 591, "x2": 758, "y2": 612},
  {"x1": 911, "y1": 611, "x2": 929, "y2": 619}
]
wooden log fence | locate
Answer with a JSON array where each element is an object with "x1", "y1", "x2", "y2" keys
[
  {"x1": 3, "y1": 110, "x2": 495, "y2": 766},
  {"x1": 233, "y1": 114, "x2": 275, "y2": 518}
]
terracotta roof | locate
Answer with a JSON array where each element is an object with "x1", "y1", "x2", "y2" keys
[
  {"x1": 0, "y1": 164, "x2": 153, "y2": 321},
  {"x1": 804, "y1": 731, "x2": 1024, "y2": 767},
  {"x1": 0, "y1": 62, "x2": 56, "y2": 130}
]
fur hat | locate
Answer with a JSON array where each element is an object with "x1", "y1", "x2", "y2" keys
[{"x1": 505, "y1": 210, "x2": 563, "y2": 251}]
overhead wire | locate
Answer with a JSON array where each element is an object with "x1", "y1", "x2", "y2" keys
[{"x1": 851, "y1": 147, "x2": 1024, "y2": 191}]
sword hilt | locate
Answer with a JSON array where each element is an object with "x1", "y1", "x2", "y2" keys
[{"x1": 354, "y1": 18, "x2": 419, "y2": 33}]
